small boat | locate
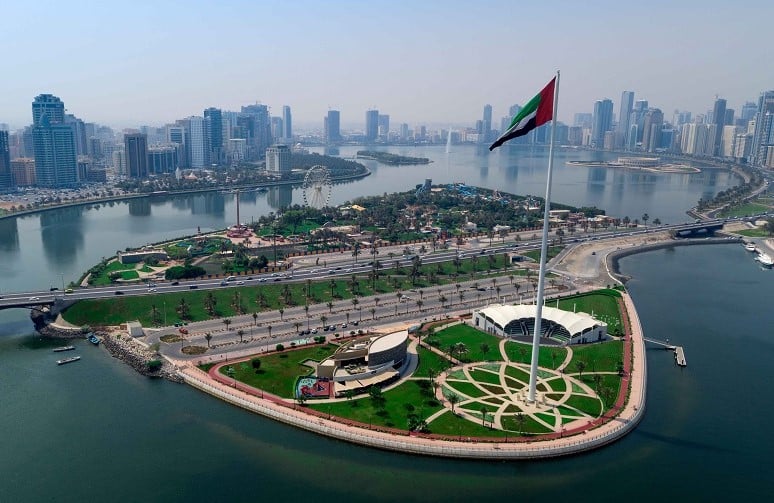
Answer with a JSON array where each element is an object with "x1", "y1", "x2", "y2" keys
[
  {"x1": 57, "y1": 356, "x2": 81, "y2": 365},
  {"x1": 744, "y1": 242, "x2": 757, "y2": 252},
  {"x1": 87, "y1": 334, "x2": 100, "y2": 345},
  {"x1": 755, "y1": 252, "x2": 773, "y2": 268},
  {"x1": 52, "y1": 346, "x2": 75, "y2": 352}
]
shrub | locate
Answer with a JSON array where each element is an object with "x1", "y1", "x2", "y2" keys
[
  {"x1": 276, "y1": 343, "x2": 285, "y2": 352},
  {"x1": 147, "y1": 359, "x2": 163, "y2": 372},
  {"x1": 251, "y1": 357, "x2": 261, "y2": 371}
]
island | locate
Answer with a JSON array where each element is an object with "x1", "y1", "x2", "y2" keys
[{"x1": 356, "y1": 150, "x2": 431, "y2": 165}]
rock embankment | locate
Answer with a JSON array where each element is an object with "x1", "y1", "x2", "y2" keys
[
  {"x1": 101, "y1": 333, "x2": 183, "y2": 383},
  {"x1": 37, "y1": 323, "x2": 85, "y2": 339}
]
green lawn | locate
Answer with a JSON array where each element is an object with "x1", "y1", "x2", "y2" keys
[
  {"x1": 90, "y1": 261, "x2": 141, "y2": 286},
  {"x1": 555, "y1": 289, "x2": 623, "y2": 336},
  {"x1": 425, "y1": 324, "x2": 502, "y2": 363},
  {"x1": 308, "y1": 380, "x2": 443, "y2": 430},
  {"x1": 579, "y1": 373, "x2": 622, "y2": 409},
  {"x1": 567, "y1": 340, "x2": 624, "y2": 373},
  {"x1": 718, "y1": 202, "x2": 770, "y2": 218},
  {"x1": 221, "y1": 343, "x2": 338, "y2": 398},
  {"x1": 736, "y1": 228, "x2": 772, "y2": 238},
  {"x1": 522, "y1": 246, "x2": 564, "y2": 262},
  {"x1": 502, "y1": 342, "x2": 567, "y2": 370},
  {"x1": 426, "y1": 410, "x2": 508, "y2": 437},
  {"x1": 414, "y1": 345, "x2": 451, "y2": 377}
]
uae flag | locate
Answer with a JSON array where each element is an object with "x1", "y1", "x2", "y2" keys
[{"x1": 489, "y1": 77, "x2": 556, "y2": 151}]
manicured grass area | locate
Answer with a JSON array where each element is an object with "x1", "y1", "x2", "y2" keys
[
  {"x1": 500, "y1": 414, "x2": 552, "y2": 434},
  {"x1": 736, "y1": 228, "x2": 772, "y2": 237},
  {"x1": 444, "y1": 381, "x2": 490, "y2": 399},
  {"x1": 222, "y1": 344, "x2": 338, "y2": 398},
  {"x1": 718, "y1": 202, "x2": 770, "y2": 218},
  {"x1": 502, "y1": 342, "x2": 567, "y2": 370},
  {"x1": 309, "y1": 380, "x2": 443, "y2": 430},
  {"x1": 425, "y1": 324, "x2": 502, "y2": 363},
  {"x1": 467, "y1": 368, "x2": 503, "y2": 386},
  {"x1": 413, "y1": 345, "x2": 451, "y2": 377},
  {"x1": 580, "y1": 373, "x2": 622, "y2": 409},
  {"x1": 426, "y1": 410, "x2": 506, "y2": 437},
  {"x1": 563, "y1": 394, "x2": 602, "y2": 417},
  {"x1": 522, "y1": 246, "x2": 564, "y2": 262},
  {"x1": 90, "y1": 261, "x2": 141, "y2": 286},
  {"x1": 555, "y1": 289, "x2": 623, "y2": 335},
  {"x1": 567, "y1": 340, "x2": 624, "y2": 373},
  {"x1": 63, "y1": 256, "x2": 528, "y2": 326}
]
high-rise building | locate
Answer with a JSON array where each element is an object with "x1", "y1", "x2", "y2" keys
[
  {"x1": 641, "y1": 108, "x2": 664, "y2": 152},
  {"x1": 124, "y1": 133, "x2": 148, "y2": 178},
  {"x1": 721, "y1": 125, "x2": 741, "y2": 158},
  {"x1": 711, "y1": 98, "x2": 727, "y2": 156},
  {"x1": 631, "y1": 100, "x2": 649, "y2": 144},
  {"x1": 591, "y1": 99, "x2": 613, "y2": 148},
  {"x1": 326, "y1": 110, "x2": 341, "y2": 143},
  {"x1": 186, "y1": 116, "x2": 207, "y2": 168},
  {"x1": 167, "y1": 124, "x2": 188, "y2": 167},
  {"x1": 740, "y1": 102, "x2": 757, "y2": 123},
  {"x1": 0, "y1": 130, "x2": 12, "y2": 190},
  {"x1": 240, "y1": 104, "x2": 272, "y2": 160},
  {"x1": 365, "y1": 109, "x2": 379, "y2": 142},
  {"x1": 573, "y1": 112, "x2": 592, "y2": 128},
  {"x1": 400, "y1": 123, "x2": 409, "y2": 141},
  {"x1": 10, "y1": 158, "x2": 36, "y2": 186},
  {"x1": 617, "y1": 91, "x2": 634, "y2": 148},
  {"x1": 378, "y1": 114, "x2": 390, "y2": 140},
  {"x1": 751, "y1": 90, "x2": 774, "y2": 166},
  {"x1": 204, "y1": 107, "x2": 223, "y2": 165},
  {"x1": 482, "y1": 104, "x2": 493, "y2": 143},
  {"x1": 282, "y1": 106, "x2": 292, "y2": 141},
  {"x1": 265, "y1": 144, "x2": 291, "y2": 174},
  {"x1": 31, "y1": 94, "x2": 78, "y2": 188},
  {"x1": 147, "y1": 145, "x2": 179, "y2": 174}
]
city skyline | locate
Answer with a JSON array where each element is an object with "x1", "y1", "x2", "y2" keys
[{"x1": 2, "y1": 0, "x2": 773, "y2": 130}]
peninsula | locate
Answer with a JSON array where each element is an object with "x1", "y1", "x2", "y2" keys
[{"x1": 356, "y1": 150, "x2": 431, "y2": 165}]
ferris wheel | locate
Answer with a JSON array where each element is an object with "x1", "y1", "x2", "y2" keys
[{"x1": 302, "y1": 165, "x2": 332, "y2": 209}]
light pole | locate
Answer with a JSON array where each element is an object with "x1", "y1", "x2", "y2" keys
[{"x1": 60, "y1": 273, "x2": 65, "y2": 292}]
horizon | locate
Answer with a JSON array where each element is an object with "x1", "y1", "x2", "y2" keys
[{"x1": 2, "y1": 0, "x2": 773, "y2": 131}]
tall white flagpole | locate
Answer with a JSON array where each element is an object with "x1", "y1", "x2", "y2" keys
[{"x1": 527, "y1": 70, "x2": 560, "y2": 404}]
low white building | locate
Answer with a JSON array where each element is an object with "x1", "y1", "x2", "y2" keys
[{"x1": 473, "y1": 304, "x2": 607, "y2": 345}]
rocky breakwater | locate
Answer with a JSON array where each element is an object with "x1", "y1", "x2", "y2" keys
[{"x1": 102, "y1": 332, "x2": 183, "y2": 383}]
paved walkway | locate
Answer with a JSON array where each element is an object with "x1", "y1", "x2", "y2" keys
[{"x1": 170, "y1": 290, "x2": 646, "y2": 459}]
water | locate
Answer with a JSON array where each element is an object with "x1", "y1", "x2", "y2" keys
[
  {"x1": 0, "y1": 148, "x2": 764, "y2": 501},
  {"x1": 0, "y1": 145, "x2": 737, "y2": 295},
  {"x1": 1, "y1": 246, "x2": 772, "y2": 500}
]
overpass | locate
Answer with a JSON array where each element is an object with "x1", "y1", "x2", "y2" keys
[{"x1": 672, "y1": 222, "x2": 724, "y2": 238}]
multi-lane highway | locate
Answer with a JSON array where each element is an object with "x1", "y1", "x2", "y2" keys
[{"x1": 0, "y1": 217, "x2": 755, "y2": 311}]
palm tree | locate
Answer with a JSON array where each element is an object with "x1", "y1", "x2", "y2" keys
[
  {"x1": 480, "y1": 343, "x2": 490, "y2": 359},
  {"x1": 320, "y1": 314, "x2": 328, "y2": 328},
  {"x1": 576, "y1": 360, "x2": 586, "y2": 378},
  {"x1": 237, "y1": 329, "x2": 245, "y2": 343},
  {"x1": 370, "y1": 307, "x2": 376, "y2": 320},
  {"x1": 439, "y1": 295, "x2": 448, "y2": 308},
  {"x1": 446, "y1": 392, "x2": 460, "y2": 413},
  {"x1": 642, "y1": 213, "x2": 649, "y2": 227},
  {"x1": 252, "y1": 312, "x2": 258, "y2": 326},
  {"x1": 150, "y1": 304, "x2": 161, "y2": 326},
  {"x1": 515, "y1": 412, "x2": 526, "y2": 435},
  {"x1": 267, "y1": 325, "x2": 273, "y2": 338},
  {"x1": 327, "y1": 301, "x2": 334, "y2": 313},
  {"x1": 294, "y1": 321, "x2": 302, "y2": 334},
  {"x1": 204, "y1": 332, "x2": 212, "y2": 347},
  {"x1": 222, "y1": 318, "x2": 232, "y2": 331},
  {"x1": 480, "y1": 406, "x2": 489, "y2": 427},
  {"x1": 453, "y1": 342, "x2": 468, "y2": 362}
]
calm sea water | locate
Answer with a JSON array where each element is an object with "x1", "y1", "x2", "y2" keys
[{"x1": 0, "y1": 147, "x2": 764, "y2": 501}]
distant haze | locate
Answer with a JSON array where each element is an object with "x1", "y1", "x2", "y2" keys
[{"x1": 2, "y1": 0, "x2": 772, "y2": 129}]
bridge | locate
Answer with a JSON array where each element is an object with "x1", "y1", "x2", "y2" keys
[{"x1": 672, "y1": 222, "x2": 724, "y2": 238}]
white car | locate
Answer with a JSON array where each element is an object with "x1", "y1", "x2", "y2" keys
[{"x1": 29, "y1": 296, "x2": 40, "y2": 301}]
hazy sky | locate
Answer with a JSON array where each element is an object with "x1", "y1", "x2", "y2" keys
[{"x1": 2, "y1": 0, "x2": 773, "y2": 130}]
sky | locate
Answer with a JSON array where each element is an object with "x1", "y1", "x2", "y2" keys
[{"x1": 2, "y1": 0, "x2": 773, "y2": 131}]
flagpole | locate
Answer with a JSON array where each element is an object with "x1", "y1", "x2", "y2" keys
[{"x1": 527, "y1": 70, "x2": 560, "y2": 404}]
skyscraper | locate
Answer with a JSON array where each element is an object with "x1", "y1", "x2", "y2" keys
[
  {"x1": 240, "y1": 104, "x2": 272, "y2": 159},
  {"x1": 378, "y1": 114, "x2": 390, "y2": 140},
  {"x1": 124, "y1": 133, "x2": 148, "y2": 178},
  {"x1": 282, "y1": 106, "x2": 292, "y2": 141},
  {"x1": 711, "y1": 98, "x2": 727, "y2": 156},
  {"x1": 482, "y1": 104, "x2": 493, "y2": 143},
  {"x1": 631, "y1": 100, "x2": 649, "y2": 144},
  {"x1": 0, "y1": 130, "x2": 12, "y2": 190},
  {"x1": 31, "y1": 94, "x2": 78, "y2": 188},
  {"x1": 591, "y1": 99, "x2": 613, "y2": 148},
  {"x1": 266, "y1": 144, "x2": 291, "y2": 174},
  {"x1": 365, "y1": 109, "x2": 379, "y2": 142},
  {"x1": 326, "y1": 110, "x2": 340, "y2": 143},
  {"x1": 617, "y1": 91, "x2": 634, "y2": 149},
  {"x1": 204, "y1": 107, "x2": 223, "y2": 165},
  {"x1": 186, "y1": 116, "x2": 207, "y2": 168},
  {"x1": 751, "y1": 90, "x2": 774, "y2": 167},
  {"x1": 641, "y1": 108, "x2": 664, "y2": 152}
]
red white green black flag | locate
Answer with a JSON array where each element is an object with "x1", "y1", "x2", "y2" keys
[{"x1": 489, "y1": 77, "x2": 556, "y2": 151}]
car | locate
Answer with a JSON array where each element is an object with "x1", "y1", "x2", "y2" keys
[
  {"x1": 273, "y1": 277, "x2": 281, "y2": 282},
  {"x1": 171, "y1": 281, "x2": 179, "y2": 286},
  {"x1": 179, "y1": 328, "x2": 189, "y2": 335},
  {"x1": 147, "y1": 288, "x2": 156, "y2": 293},
  {"x1": 28, "y1": 296, "x2": 40, "y2": 301},
  {"x1": 323, "y1": 326, "x2": 330, "y2": 331},
  {"x1": 345, "y1": 268, "x2": 352, "y2": 273},
  {"x1": 148, "y1": 282, "x2": 157, "y2": 288},
  {"x1": 258, "y1": 278, "x2": 266, "y2": 282},
  {"x1": 64, "y1": 288, "x2": 73, "y2": 294},
  {"x1": 246, "y1": 276, "x2": 252, "y2": 280},
  {"x1": 311, "y1": 328, "x2": 318, "y2": 334},
  {"x1": 174, "y1": 322, "x2": 181, "y2": 327},
  {"x1": 237, "y1": 281, "x2": 245, "y2": 285},
  {"x1": 220, "y1": 281, "x2": 229, "y2": 286},
  {"x1": 189, "y1": 285, "x2": 199, "y2": 289},
  {"x1": 328, "y1": 270, "x2": 335, "y2": 274},
  {"x1": 114, "y1": 291, "x2": 124, "y2": 295},
  {"x1": 341, "y1": 323, "x2": 348, "y2": 328},
  {"x1": 49, "y1": 287, "x2": 59, "y2": 291},
  {"x1": 352, "y1": 320, "x2": 359, "y2": 326}
]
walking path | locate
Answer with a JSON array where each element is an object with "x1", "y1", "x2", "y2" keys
[{"x1": 170, "y1": 291, "x2": 646, "y2": 459}]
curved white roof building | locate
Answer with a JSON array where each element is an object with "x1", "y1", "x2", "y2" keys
[{"x1": 473, "y1": 304, "x2": 607, "y2": 345}]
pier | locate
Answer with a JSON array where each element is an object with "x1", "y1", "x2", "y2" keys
[{"x1": 644, "y1": 337, "x2": 687, "y2": 367}]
